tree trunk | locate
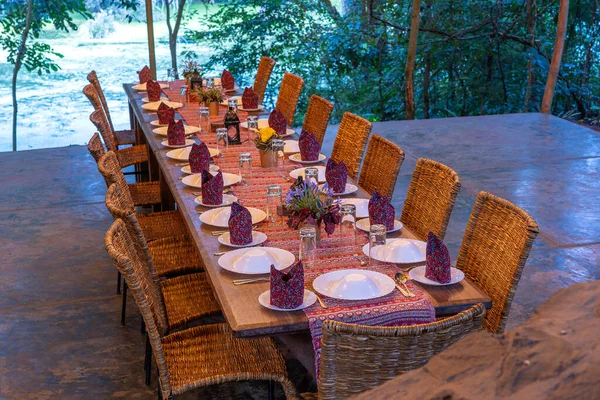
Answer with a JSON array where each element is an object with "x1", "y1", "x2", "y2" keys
[
  {"x1": 405, "y1": 0, "x2": 421, "y2": 120},
  {"x1": 423, "y1": 51, "x2": 431, "y2": 119},
  {"x1": 523, "y1": 0, "x2": 536, "y2": 112},
  {"x1": 164, "y1": 0, "x2": 187, "y2": 78},
  {"x1": 541, "y1": 0, "x2": 569, "y2": 114}
]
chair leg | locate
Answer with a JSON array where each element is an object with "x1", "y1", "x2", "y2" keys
[
  {"x1": 145, "y1": 333, "x2": 152, "y2": 386},
  {"x1": 141, "y1": 318, "x2": 146, "y2": 335},
  {"x1": 116, "y1": 271, "x2": 122, "y2": 294},
  {"x1": 268, "y1": 381, "x2": 275, "y2": 400},
  {"x1": 121, "y1": 282, "x2": 128, "y2": 326}
]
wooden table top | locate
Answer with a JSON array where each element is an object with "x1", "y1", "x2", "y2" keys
[{"x1": 123, "y1": 83, "x2": 491, "y2": 338}]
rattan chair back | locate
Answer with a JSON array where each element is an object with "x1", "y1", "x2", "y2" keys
[
  {"x1": 87, "y1": 132, "x2": 106, "y2": 163},
  {"x1": 87, "y1": 70, "x2": 115, "y2": 132},
  {"x1": 275, "y1": 72, "x2": 304, "y2": 127},
  {"x1": 400, "y1": 158, "x2": 461, "y2": 241},
  {"x1": 330, "y1": 112, "x2": 372, "y2": 180},
  {"x1": 358, "y1": 134, "x2": 405, "y2": 200},
  {"x1": 253, "y1": 56, "x2": 276, "y2": 104},
  {"x1": 302, "y1": 95, "x2": 333, "y2": 146},
  {"x1": 97, "y1": 151, "x2": 135, "y2": 208},
  {"x1": 456, "y1": 191, "x2": 539, "y2": 333},
  {"x1": 317, "y1": 303, "x2": 485, "y2": 399},
  {"x1": 89, "y1": 107, "x2": 117, "y2": 153}
]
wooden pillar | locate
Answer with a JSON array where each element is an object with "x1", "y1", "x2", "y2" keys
[
  {"x1": 145, "y1": 0, "x2": 157, "y2": 80},
  {"x1": 541, "y1": 0, "x2": 569, "y2": 113}
]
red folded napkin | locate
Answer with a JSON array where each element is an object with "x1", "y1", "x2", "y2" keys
[
  {"x1": 242, "y1": 87, "x2": 259, "y2": 109},
  {"x1": 157, "y1": 102, "x2": 175, "y2": 125},
  {"x1": 138, "y1": 65, "x2": 151, "y2": 84},
  {"x1": 228, "y1": 202, "x2": 253, "y2": 245},
  {"x1": 368, "y1": 190, "x2": 395, "y2": 231},
  {"x1": 268, "y1": 109, "x2": 287, "y2": 136},
  {"x1": 298, "y1": 130, "x2": 320, "y2": 161},
  {"x1": 270, "y1": 261, "x2": 304, "y2": 309},
  {"x1": 221, "y1": 69, "x2": 235, "y2": 90},
  {"x1": 146, "y1": 80, "x2": 161, "y2": 102},
  {"x1": 425, "y1": 232, "x2": 452, "y2": 284},
  {"x1": 201, "y1": 170, "x2": 223, "y2": 205},
  {"x1": 167, "y1": 119, "x2": 185, "y2": 146},
  {"x1": 189, "y1": 142, "x2": 211, "y2": 173},
  {"x1": 325, "y1": 159, "x2": 348, "y2": 194}
]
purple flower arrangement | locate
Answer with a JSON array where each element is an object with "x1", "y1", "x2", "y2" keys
[{"x1": 285, "y1": 180, "x2": 341, "y2": 234}]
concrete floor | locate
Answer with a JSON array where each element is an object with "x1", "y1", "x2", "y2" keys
[{"x1": 1, "y1": 113, "x2": 599, "y2": 398}]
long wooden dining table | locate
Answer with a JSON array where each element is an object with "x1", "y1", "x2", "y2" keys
[{"x1": 123, "y1": 82, "x2": 491, "y2": 341}]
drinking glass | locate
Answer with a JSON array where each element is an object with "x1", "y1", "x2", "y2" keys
[
  {"x1": 246, "y1": 116, "x2": 259, "y2": 143},
  {"x1": 238, "y1": 152, "x2": 252, "y2": 186},
  {"x1": 198, "y1": 107, "x2": 210, "y2": 134},
  {"x1": 227, "y1": 98, "x2": 238, "y2": 113},
  {"x1": 216, "y1": 128, "x2": 228, "y2": 157},
  {"x1": 271, "y1": 138, "x2": 285, "y2": 168},
  {"x1": 206, "y1": 78, "x2": 214, "y2": 88},
  {"x1": 265, "y1": 185, "x2": 282, "y2": 223},
  {"x1": 179, "y1": 85, "x2": 188, "y2": 109},
  {"x1": 304, "y1": 167, "x2": 319, "y2": 185},
  {"x1": 167, "y1": 68, "x2": 175, "y2": 89},
  {"x1": 340, "y1": 204, "x2": 357, "y2": 243},
  {"x1": 368, "y1": 224, "x2": 387, "y2": 265},
  {"x1": 299, "y1": 226, "x2": 317, "y2": 268}
]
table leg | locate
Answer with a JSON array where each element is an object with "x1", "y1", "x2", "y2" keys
[{"x1": 159, "y1": 168, "x2": 176, "y2": 211}]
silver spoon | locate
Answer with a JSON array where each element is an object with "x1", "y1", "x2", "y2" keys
[
  {"x1": 394, "y1": 272, "x2": 415, "y2": 297},
  {"x1": 353, "y1": 254, "x2": 367, "y2": 266}
]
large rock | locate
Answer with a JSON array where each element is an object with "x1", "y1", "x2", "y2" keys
[{"x1": 353, "y1": 280, "x2": 600, "y2": 400}]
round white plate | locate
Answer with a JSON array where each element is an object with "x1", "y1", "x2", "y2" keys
[
  {"x1": 153, "y1": 125, "x2": 200, "y2": 136},
  {"x1": 289, "y1": 153, "x2": 327, "y2": 164},
  {"x1": 181, "y1": 164, "x2": 220, "y2": 175},
  {"x1": 200, "y1": 206, "x2": 266, "y2": 227},
  {"x1": 409, "y1": 266, "x2": 465, "y2": 286},
  {"x1": 241, "y1": 119, "x2": 295, "y2": 136},
  {"x1": 289, "y1": 166, "x2": 326, "y2": 183},
  {"x1": 284, "y1": 140, "x2": 300, "y2": 154},
  {"x1": 165, "y1": 146, "x2": 220, "y2": 161},
  {"x1": 142, "y1": 96, "x2": 169, "y2": 103},
  {"x1": 218, "y1": 231, "x2": 267, "y2": 248},
  {"x1": 151, "y1": 119, "x2": 181, "y2": 127},
  {"x1": 340, "y1": 198, "x2": 369, "y2": 218},
  {"x1": 224, "y1": 85, "x2": 240, "y2": 92},
  {"x1": 313, "y1": 269, "x2": 395, "y2": 301},
  {"x1": 356, "y1": 218, "x2": 403, "y2": 233},
  {"x1": 320, "y1": 183, "x2": 358, "y2": 196},
  {"x1": 182, "y1": 172, "x2": 240, "y2": 189},
  {"x1": 239, "y1": 105, "x2": 265, "y2": 112},
  {"x1": 259, "y1": 290, "x2": 317, "y2": 311},
  {"x1": 362, "y1": 238, "x2": 426, "y2": 264},
  {"x1": 142, "y1": 101, "x2": 183, "y2": 111},
  {"x1": 132, "y1": 82, "x2": 169, "y2": 91},
  {"x1": 161, "y1": 139, "x2": 195, "y2": 148},
  {"x1": 218, "y1": 247, "x2": 294, "y2": 274},
  {"x1": 194, "y1": 193, "x2": 237, "y2": 208}
]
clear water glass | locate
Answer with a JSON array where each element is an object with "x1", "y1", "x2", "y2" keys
[
  {"x1": 265, "y1": 184, "x2": 282, "y2": 223},
  {"x1": 206, "y1": 78, "x2": 214, "y2": 88},
  {"x1": 304, "y1": 167, "x2": 319, "y2": 185},
  {"x1": 179, "y1": 85, "x2": 188, "y2": 108},
  {"x1": 216, "y1": 128, "x2": 228, "y2": 156},
  {"x1": 198, "y1": 107, "x2": 210, "y2": 134},
  {"x1": 271, "y1": 138, "x2": 285, "y2": 167},
  {"x1": 246, "y1": 116, "x2": 259, "y2": 143},
  {"x1": 167, "y1": 68, "x2": 175, "y2": 89},
  {"x1": 369, "y1": 224, "x2": 387, "y2": 265},
  {"x1": 228, "y1": 98, "x2": 238, "y2": 113},
  {"x1": 299, "y1": 226, "x2": 317, "y2": 267},
  {"x1": 238, "y1": 152, "x2": 252, "y2": 186},
  {"x1": 340, "y1": 204, "x2": 357, "y2": 243}
]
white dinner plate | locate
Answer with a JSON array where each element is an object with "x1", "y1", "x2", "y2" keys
[
  {"x1": 142, "y1": 96, "x2": 169, "y2": 103},
  {"x1": 224, "y1": 85, "x2": 240, "y2": 92},
  {"x1": 409, "y1": 266, "x2": 465, "y2": 286},
  {"x1": 199, "y1": 206, "x2": 266, "y2": 228},
  {"x1": 153, "y1": 125, "x2": 200, "y2": 136},
  {"x1": 239, "y1": 105, "x2": 265, "y2": 112},
  {"x1": 182, "y1": 172, "x2": 240, "y2": 189},
  {"x1": 165, "y1": 146, "x2": 220, "y2": 161},
  {"x1": 218, "y1": 247, "x2": 294, "y2": 274},
  {"x1": 313, "y1": 269, "x2": 395, "y2": 301},
  {"x1": 151, "y1": 119, "x2": 181, "y2": 127},
  {"x1": 161, "y1": 139, "x2": 195, "y2": 148},
  {"x1": 362, "y1": 238, "x2": 426, "y2": 264},
  {"x1": 289, "y1": 166, "x2": 326, "y2": 183},
  {"x1": 259, "y1": 290, "x2": 317, "y2": 311},
  {"x1": 356, "y1": 218, "x2": 403, "y2": 233},
  {"x1": 181, "y1": 164, "x2": 220, "y2": 175},
  {"x1": 340, "y1": 198, "x2": 369, "y2": 218},
  {"x1": 241, "y1": 119, "x2": 295, "y2": 136},
  {"x1": 320, "y1": 182, "x2": 358, "y2": 196},
  {"x1": 194, "y1": 193, "x2": 237, "y2": 208},
  {"x1": 218, "y1": 231, "x2": 267, "y2": 248},
  {"x1": 142, "y1": 101, "x2": 183, "y2": 111},
  {"x1": 284, "y1": 140, "x2": 300, "y2": 154},
  {"x1": 132, "y1": 82, "x2": 169, "y2": 91},
  {"x1": 289, "y1": 153, "x2": 327, "y2": 164}
]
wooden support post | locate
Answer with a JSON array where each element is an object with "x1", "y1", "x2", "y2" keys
[
  {"x1": 145, "y1": 0, "x2": 157, "y2": 80},
  {"x1": 541, "y1": 0, "x2": 569, "y2": 113}
]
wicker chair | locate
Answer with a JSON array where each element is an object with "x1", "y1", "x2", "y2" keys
[
  {"x1": 275, "y1": 72, "x2": 304, "y2": 127},
  {"x1": 330, "y1": 112, "x2": 372, "y2": 181},
  {"x1": 253, "y1": 56, "x2": 276, "y2": 104},
  {"x1": 358, "y1": 135, "x2": 405, "y2": 200},
  {"x1": 301, "y1": 303, "x2": 485, "y2": 400},
  {"x1": 400, "y1": 158, "x2": 461, "y2": 241},
  {"x1": 105, "y1": 219, "x2": 298, "y2": 400},
  {"x1": 456, "y1": 192, "x2": 539, "y2": 334},
  {"x1": 87, "y1": 70, "x2": 136, "y2": 146},
  {"x1": 301, "y1": 95, "x2": 333, "y2": 146}
]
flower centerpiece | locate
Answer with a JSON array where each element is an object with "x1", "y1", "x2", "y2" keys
[
  {"x1": 285, "y1": 179, "x2": 341, "y2": 242},
  {"x1": 197, "y1": 87, "x2": 223, "y2": 116},
  {"x1": 254, "y1": 127, "x2": 278, "y2": 167},
  {"x1": 182, "y1": 59, "x2": 203, "y2": 86}
]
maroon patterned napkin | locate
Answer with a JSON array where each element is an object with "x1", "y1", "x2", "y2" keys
[
  {"x1": 425, "y1": 232, "x2": 452, "y2": 284},
  {"x1": 270, "y1": 261, "x2": 304, "y2": 309},
  {"x1": 228, "y1": 202, "x2": 253, "y2": 245},
  {"x1": 325, "y1": 159, "x2": 348, "y2": 194},
  {"x1": 157, "y1": 102, "x2": 175, "y2": 125},
  {"x1": 167, "y1": 119, "x2": 185, "y2": 146},
  {"x1": 138, "y1": 65, "x2": 151, "y2": 84},
  {"x1": 188, "y1": 142, "x2": 211, "y2": 173},
  {"x1": 146, "y1": 80, "x2": 161, "y2": 102},
  {"x1": 221, "y1": 69, "x2": 235, "y2": 90},
  {"x1": 368, "y1": 190, "x2": 395, "y2": 231},
  {"x1": 298, "y1": 130, "x2": 320, "y2": 161},
  {"x1": 201, "y1": 170, "x2": 224, "y2": 205},
  {"x1": 268, "y1": 109, "x2": 287, "y2": 136},
  {"x1": 242, "y1": 87, "x2": 259, "y2": 109}
]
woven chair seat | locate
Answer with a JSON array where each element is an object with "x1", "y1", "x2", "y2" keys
[
  {"x1": 149, "y1": 235, "x2": 204, "y2": 277},
  {"x1": 116, "y1": 144, "x2": 148, "y2": 168},
  {"x1": 160, "y1": 272, "x2": 221, "y2": 330},
  {"x1": 115, "y1": 129, "x2": 136, "y2": 146},
  {"x1": 128, "y1": 182, "x2": 161, "y2": 206},
  {"x1": 138, "y1": 210, "x2": 189, "y2": 242},
  {"x1": 161, "y1": 323, "x2": 296, "y2": 397}
]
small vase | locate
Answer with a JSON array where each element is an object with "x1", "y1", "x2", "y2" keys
[
  {"x1": 208, "y1": 102, "x2": 220, "y2": 117},
  {"x1": 259, "y1": 149, "x2": 277, "y2": 168}
]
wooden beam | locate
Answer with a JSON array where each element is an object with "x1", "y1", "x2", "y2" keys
[
  {"x1": 541, "y1": 0, "x2": 569, "y2": 113},
  {"x1": 145, "y1": 0, "x2": 157, "y2": 80}
]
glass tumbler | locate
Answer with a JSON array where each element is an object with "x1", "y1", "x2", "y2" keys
[
  {"x1": 238, "y1": 152, "x2": 252, "y2": 186},
  {"x1": 340, "y1": 204, "x2": 357, "y2": 243},
  {"x1": 265, "y1": 185, "x2": 282, "y2": 223},
  {"x1": 271, "y1": 138, "x2": 285, "y2": 167},
  {"x1": 216, "y1": 128, "x2": 228, "y2": 157},
  {"x1": 206, "y1": 78, "x2": 214, "y2": 88},
  {"x1": 368, "y1": 224, "x2": 387, "y2": 265},
  {"x1": 299, "y1": 226, "x2": 317, "y2": 268},
  {"x1": 304, "y1": 167, "x2": 319, "y2": 185},
  {"x1": 198, "y1": 107, "x2": 210, "y2": 134},
  {"x1": 179, "y1": 85, "x2": 188, "y2": 108},
  {"x1": 246, "y1": 116, "x2": 259, "y2": 143},
  {"x1": 227, "y1": 98, "x2": 238, "y2": 113}
]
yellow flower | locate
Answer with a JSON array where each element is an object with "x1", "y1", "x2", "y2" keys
[{"x1": 259, "y1": 127, "x2": 277, "y2": 143}]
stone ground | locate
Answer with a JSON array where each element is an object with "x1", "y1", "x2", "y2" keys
[{"x1": 1, "y1": 112, "x2": 599, "y2": 398}]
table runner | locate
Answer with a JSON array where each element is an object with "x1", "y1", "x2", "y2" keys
[{"x1": 162, "y1": 81, "x2": 435, "y2": 377}]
